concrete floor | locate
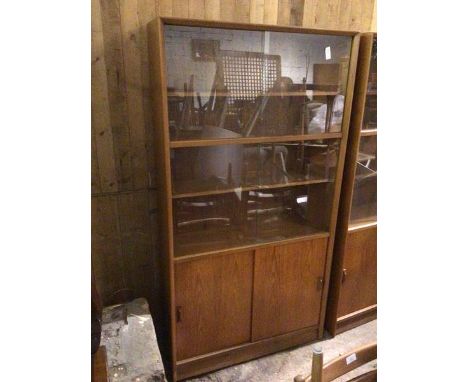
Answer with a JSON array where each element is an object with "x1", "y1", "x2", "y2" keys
[{"x1": 187, "y1": 320, "x2": 377, "y2": 382}]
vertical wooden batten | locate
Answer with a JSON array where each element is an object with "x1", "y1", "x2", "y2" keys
[
  {"x1": 250, "y1": 0, "x2": 265, "y2": 24},
  {"x1": 302, "y1": 0, "x2": 317, "y2": 28},
  {"x1": 92, "y1": 0, "x2": 118, "y2": 194},
  {"x1": 338, "y1": 0, "x2": 352, "y2": 31},
  {"x1": 348, "y1": 0, "x2": 363, "y2": 31},
  {"x1": 189, "y1": 0, "x2": 205, "y2": 19},
  {"x1": 91, "y1": 126, "x2": 102, "y2": 194},
  {"x1": 117, "y1": 191, "x2": 157, "y2": 301},
  {"x1": 91, "y1": 195, "x2": 126, "y2": 300},
  {"x1": 120, "y1": 0, "x2": 150, "y2": 190},
  {"x1": 220, "y1": 0, "x2": 236, "y2": 22},
  {"x1": 263, "y1": 0, "x2": 279, "y2": 24},
  {"x1": 290, "y1": 0, "x2": 305, "y2": 26},
  {"x1": 137, "y1": 0, "x2": 159, "y2": 188},
  {"x1": 99, "y1": 0, "x2": 134, "y2": 191},
  {"x1": 327, "y1": 0, "x2": 341, "y2": 30},
  {"x1": 314, "y1": 0, "x2": 329, "y2": 28},
  {"x1": 160, "y1": 0, "x2": 173, "y2": 16},
  {"x1": 205, "y1": 0, "x2": 221, "y2": 20},
  {"x1": 361, "y1": 0, "x2": 374, "y2": 32},
  {"x1": 173, "y1": 0, "x2": 189, "y2": 18},
  {"x1": 277, "y1": 0, "x2": 291, "y2": 25},
  {"x1": 235, "y1": 0, "x2": 252, "y2": 23}
]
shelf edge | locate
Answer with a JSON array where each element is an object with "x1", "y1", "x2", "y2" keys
[
  {"x1": 173, "y1": 231, "x2": 331, "y2": 262},
  {"x1": 170, "y1": 132, "x2": 342, "y2": 148}
]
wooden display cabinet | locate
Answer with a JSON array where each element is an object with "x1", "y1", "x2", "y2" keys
[
  {"x1": 325, "y1": 33, "x2": 377, "y2": 336},
  {"x1": 148, "y1": 17, "x2": 360, "y2": 380}
]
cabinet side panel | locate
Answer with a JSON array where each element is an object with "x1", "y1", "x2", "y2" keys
[
  {"x1": 318, "y1": 33, "x2": 361, "y2": 337},
  {"x1": 147, "y1": 18, "x2": 176, "y2": 377},
  {"x1": 325, "y1": 33, "x2": 374, "y2": 336}
]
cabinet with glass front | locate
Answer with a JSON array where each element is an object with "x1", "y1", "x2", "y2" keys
[
  {"x1": 326, "y1": 33, "x2": 377, "y2": 337},
  {"x1": 148, "y1": 18, "x2": 360, "y2": 380}
]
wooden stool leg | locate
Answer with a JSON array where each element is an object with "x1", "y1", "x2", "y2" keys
[{"x1": 311, "y1": 345, "x2": 323, "y2": 382}]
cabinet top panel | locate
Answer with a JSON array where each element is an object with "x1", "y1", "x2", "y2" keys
[{"x1": 159, "y1": 17, "x2": 359, "y2": 36}]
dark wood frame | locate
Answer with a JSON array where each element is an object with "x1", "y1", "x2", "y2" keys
[
  {"x1": 325, "y1": 33, "x2": 377, "y2": 337},
  {"x1": 148, "y1": 17, "x2": 361, "y2": 380}
]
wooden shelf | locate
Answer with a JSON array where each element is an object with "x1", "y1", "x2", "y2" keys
[
  {"x1": 167, "y1": 90, "x2": 340, "y2": 98},
  {"x1": 172, "y1": 177, "x2": 333, "y2": 199},
  {"x1": 366, "y1": 90, "x2": 377, "y2": 96},
  {"x1": 348, "y1": 220, "x2": 377, "y2": 232},
  {"x1": 360, "y1": 128, "x2": 377, "y2": 136},
  {"x1": 170, "y1": 132, "x2": 342, "y2": 148},
  {"x1": 354, "y1": 172, "x2": 376, "y2": 182},
  {"x1": 357, "y1": 152, "x2": 376, "y2": 162},
  {"x1": 174, "y1": 222, "x2": 330, "y2": 259}
]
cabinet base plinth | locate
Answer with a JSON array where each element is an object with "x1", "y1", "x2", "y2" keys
[
  {"x1": 176, "y1": 326, "x2": 319, "y2": 380},
  {"x1": 336, "y1": 305, "x2": 377, "y2": 335}
]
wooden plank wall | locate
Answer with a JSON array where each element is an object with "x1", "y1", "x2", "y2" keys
[{"x1": 91, "y1": 0, "x2": 376, "y2": 309}]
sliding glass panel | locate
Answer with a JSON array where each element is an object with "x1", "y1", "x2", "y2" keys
[
  {"x1": 171, "y1": 139, "x2": 339, "y2": 197},
  {"x1": 362, "y1": 37, "x2": 377, "y2": 130},
  {"x1": 173, "y1": 183, "x2": 333, "y2": 257},
  {"x1": 164, "y1": 25, "x2": 352, "y2": 141},
  {"x1": 350, "y1": 135, "x2": 377, "y2": 224}
]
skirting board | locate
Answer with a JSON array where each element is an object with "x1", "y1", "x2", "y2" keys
[{"x1": 176, "y1": 325, "x2": 319, "y2": 380}]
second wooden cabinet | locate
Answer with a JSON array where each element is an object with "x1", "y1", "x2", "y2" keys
[
  {"x1": 325, "y1": 33, "x2": 377, "y2": 336},
  {"x1": 336, "y1": 226, "x2": 376, "y2": 319}
]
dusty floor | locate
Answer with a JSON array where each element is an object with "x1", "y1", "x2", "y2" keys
[{"x1": 187, "y1": 320, "x2": 377, "y2": 382}]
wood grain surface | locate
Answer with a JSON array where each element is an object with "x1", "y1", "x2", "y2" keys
[
  {"x1": 337, "y1": 226, "x2": 377, "y2": 317},
  {"x1": 252, "y1": 238, "x2": 328, "y2": 340},
  {"x1": 175, "y1": 250, "x2": 254, "y2": 359}
]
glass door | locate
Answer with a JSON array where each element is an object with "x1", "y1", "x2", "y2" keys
[
  {"x1": 350, "y1": 36, "x2": 377, "y2": 225},
  {"x1": 163, "y1": 24, "x2": 354, "y2": 257}
]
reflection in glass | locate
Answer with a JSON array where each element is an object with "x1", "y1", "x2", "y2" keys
[
  {"x1": 164, "y1": 25, "x2": 352, "y2": 141},
  {"x1": 173, "y1": 183, "x2": 334, "y2": 257},
  {"x1": 362, "y1": 37, "x2": 377, "y2": 130},
  {"x1": 350, "y1": 135, "x2": 377, "y2": 224},
  {"x1": 171, "y1": 139, "x2": 339, "y2": 197}
]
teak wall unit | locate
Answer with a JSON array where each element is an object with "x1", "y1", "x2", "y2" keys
[
  {"x1": 325, "y1": 33, "x2": 377, "y2": 336},
  {"x1": 148, "y1": 18, "x2": 360, "y2": 381}
]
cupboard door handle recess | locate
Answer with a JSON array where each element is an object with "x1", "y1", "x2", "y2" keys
[
  {"x1": 316, "y1": 277, "x2": 324, "y2": 291},
  {"x1": 342, "y1": 268, "x2": 347, "y2": 283},
  {"x1": 176, "y1": 306, "x2": 182, "y2": 323}
]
